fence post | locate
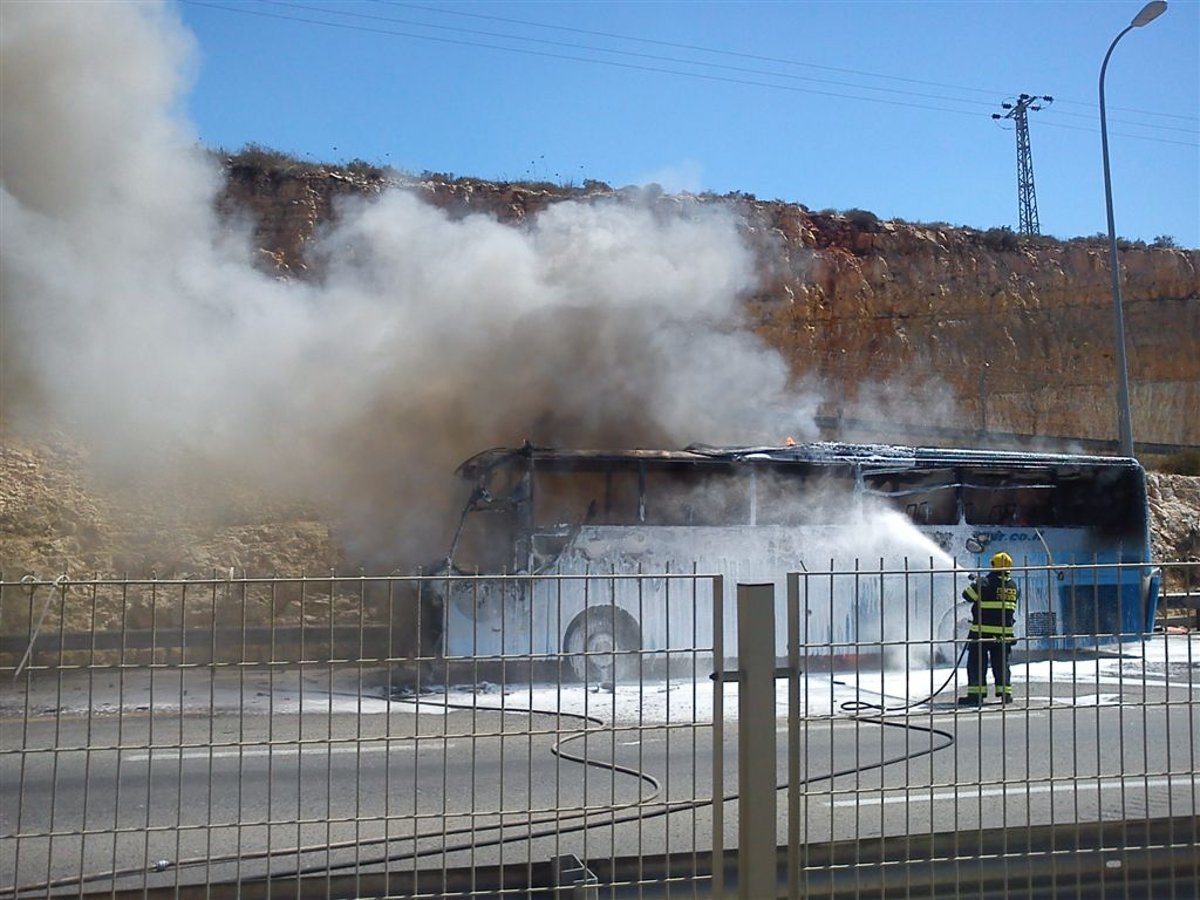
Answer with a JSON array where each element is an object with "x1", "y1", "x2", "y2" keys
[
  {"x1": 712, "y1": 575, "x2": 726, "y2": 898},
  {"x1": 738, "y1": 582, "x2": 777, "y2": 899},
  {"x1": 786, "y1": 572, "x2": 802, "y2": 896}
]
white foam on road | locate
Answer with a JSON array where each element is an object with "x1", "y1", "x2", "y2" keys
[
  {"x1": 4, "y1": 635, "x2": 1194, "y2": 725},
  {"x1": 405, "y1": 633, "x2": 1196, "y2": 725}
]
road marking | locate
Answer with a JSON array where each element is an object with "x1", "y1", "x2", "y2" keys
[
  {"x1": 828, "y1": 774, "x2": 1197, "y2": 806},
  {"x1": 124, "y1": 743, "x2": 452, "y2": 762}
]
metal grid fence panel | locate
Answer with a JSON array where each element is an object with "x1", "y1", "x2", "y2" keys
[
  {"x1": 2, "y1": 562, "x2": 1197, "y2": 898},
  {"x1": 783, "y1": 559, "x2": 1199, "y2": 899},
  {"x1": 0, "y1": 572, "x2": 723, "y2": 898}
]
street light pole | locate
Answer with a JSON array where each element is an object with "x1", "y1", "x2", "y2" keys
[{"x1": 1099, "y1": 0, "x2": 1167, "y2": 458}]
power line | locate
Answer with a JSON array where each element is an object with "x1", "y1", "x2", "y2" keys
[
  {"x1": 254, "y1": 0, "x2": 1008, "y2": 112},
  {"x1": 1046, "y1": 107, "x2": 1198, "y2": 137},
  {"x1": 183, "y1": 0, "x2": 1197, "y2": 147},
  {"x1": 381, "y1": 0, "x2": 1198, "y2": 126},
  {"x1": 1040, "y1": 97, "x2": 1196, "y2": 125},
  {"x1": 1035, "y1": 118, "x2": 1197, "y2": 148},
  {"x1": 179, "y1": 0, "x2": 1002, "y2": 121},
  {"x1": 380, "y1": 0, "x2": 1005, "y2": 96}
]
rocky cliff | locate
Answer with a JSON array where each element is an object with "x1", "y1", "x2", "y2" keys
[
  {"x1": 2, "y1": 158, "x2": 1197, "y2": 584},
  {"x1": 221, "y1": 161, "x2": 1200, "y2": 451}
]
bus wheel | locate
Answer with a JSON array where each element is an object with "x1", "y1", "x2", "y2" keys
[{"x1": 562, "y1": 606, "x2": 642, "y2": 685}]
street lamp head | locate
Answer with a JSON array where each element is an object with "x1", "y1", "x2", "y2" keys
[{"x1": 1131, "y1": 1, "x2": 1167, "y2": 28}]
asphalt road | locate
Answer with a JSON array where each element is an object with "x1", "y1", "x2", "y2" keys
[{"x1": 3, "y1": 672, "x2": 1197, "y2": 896}]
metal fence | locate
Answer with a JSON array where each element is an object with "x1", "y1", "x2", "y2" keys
[{"x1": 1, "y1": 563, "x2": 1197, "y2": 898}]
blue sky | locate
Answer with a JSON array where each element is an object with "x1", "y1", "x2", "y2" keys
[{"x1": 176, "y1": 0, "x2": 1199, "y2": 246}]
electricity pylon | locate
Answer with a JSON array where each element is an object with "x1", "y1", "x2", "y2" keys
[{"x1": 993, "y1": 94, "x2": 1053, "y2": 235}]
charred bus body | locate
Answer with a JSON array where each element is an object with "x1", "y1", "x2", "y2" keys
[{"x1": 427, "y1": 443, "x2": 1159, "y2": 680}]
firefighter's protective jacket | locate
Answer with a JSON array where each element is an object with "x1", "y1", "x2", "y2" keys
[{"x1": 962, "y1": 571, "x2": 1019, "y2": 640}]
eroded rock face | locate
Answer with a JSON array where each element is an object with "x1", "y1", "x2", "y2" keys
[
  {"x1": 738, "y1": 203, "x2": 1199, "y2": 446},
  {"x1": 0, "y1": 435, "x2": 343, "y2": 584},
  {"x1": 219, "y1": 167, "x2": 1200, "y2": 448},
  {"x1": 1148, "y1": 473, "x2": 1200, "y2": 570},
  {"x1": 3, "y1": 166, "x2": 1194, "y2": 585}
]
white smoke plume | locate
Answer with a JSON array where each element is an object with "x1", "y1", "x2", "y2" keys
[{"x1": 0, "y1": 1, "x2": 820, "y2": 568}]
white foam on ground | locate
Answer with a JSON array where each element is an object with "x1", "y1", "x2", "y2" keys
[{"x1": 4, "y1": 635, "x2": 1193, "y2": 724}]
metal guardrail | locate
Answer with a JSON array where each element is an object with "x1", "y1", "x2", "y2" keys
[
  {"x1": 1161, "y1": 591, "x2": 1200, "y2": 608},
  {"x1": 1159, "y1": 592, "x2": 1200, "y2": 630}
]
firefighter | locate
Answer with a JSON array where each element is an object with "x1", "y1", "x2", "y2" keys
[{"x1": 957, "y1": 551, "x2": 1020, "y2": 707}]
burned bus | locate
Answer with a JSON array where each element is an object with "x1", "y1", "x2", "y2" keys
[{"x1": 428, "y1": 442, "x2": 1160, "y2": 679}]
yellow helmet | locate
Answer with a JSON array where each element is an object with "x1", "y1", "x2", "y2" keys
[{"x1": 991, "y1": 551, "x2": 1014, "y2": 571}]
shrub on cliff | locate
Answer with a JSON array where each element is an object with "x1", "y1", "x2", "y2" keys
[
  {"x1": 982, "y1": 226, "x2": 1019, "y2": 251},
  {"x1": 1069, "y1": 232, "x2": 1147, "y2": 251},
  {"x1": 843, "y1": 208, "x2": 881, "y2": 231},
  {"x1": 346, "y1": 158, "x2": 387, "y2": 180},
  {"x1": 226, "y1": 143, "x2": 314, "y2": 175}
]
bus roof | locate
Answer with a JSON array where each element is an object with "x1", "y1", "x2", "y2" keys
[{"x1": 456, "y1": 442, "x2": 1142, "y2": 480}]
